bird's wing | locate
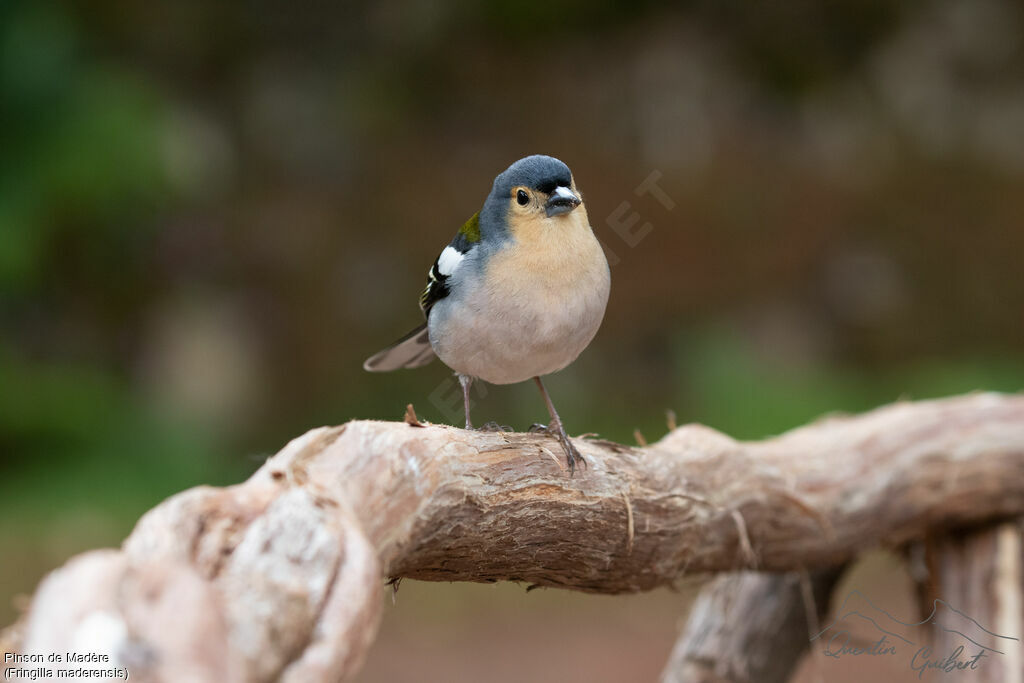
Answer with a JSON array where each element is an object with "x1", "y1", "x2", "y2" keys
[
  {"x1": 365, "y1": 214, "x2": 482, "y2": 373},
  {"x1": 419, "y1": 211, "x2": 481, "y2": 316}
]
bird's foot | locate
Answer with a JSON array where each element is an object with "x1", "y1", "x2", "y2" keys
[
  {"x1": 477, "y1": 421, "x2": 513, "y2": 433},
  {"x1": 531, "y1": 420, "x2": 586, "y2": 475}
]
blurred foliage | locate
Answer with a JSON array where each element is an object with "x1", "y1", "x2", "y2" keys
[
  {"x1": 1, "y1": 0, "x2": 1023, "y2": 636},
  {"x1": 679, "y1": 326, "x2": 1024, "y2": 440},
  {"x1": 0, "y1": 1, "x2": 240, "y2": 617}
]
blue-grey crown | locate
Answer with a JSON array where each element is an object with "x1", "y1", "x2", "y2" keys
[
  {"x1": 492, "y1": 155, "x2": 573, "y2": 196},
  {"x1": 479, "y1": 155, "x2": 574, "y2": 241}
]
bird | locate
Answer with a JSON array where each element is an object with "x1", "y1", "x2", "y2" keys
[{"x1": 363, "y1": 155, "x2": 610, "y2": 475}]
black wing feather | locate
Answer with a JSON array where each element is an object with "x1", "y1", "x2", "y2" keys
[
  {"x1": 419, "y1": 213, "x2": 480, "y2": 317},
  {"x1": 419, "y1": 257, "x2": 451, "y2": 315}
]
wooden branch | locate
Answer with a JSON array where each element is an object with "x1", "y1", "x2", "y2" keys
[
  {"x1": 661, "y1": 568, "x2": 845, "y2": 683},
  {"x1": 928, "y1": 520, "x2": 1024, "y2": 683},
  {"x1": 9, "y1": 393, "x2": 1024, "y2": 682}
]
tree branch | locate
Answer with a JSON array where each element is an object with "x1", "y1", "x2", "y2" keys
[
  {"x1": 10, "y1": 393, "x2": 1024, "y2": 682},
  {"x1": 928, "y1": 519, "x2": 1024, "y2": 683},
  {"x1": 661, "y1": 568, "x2": 845, "y2": 683}
]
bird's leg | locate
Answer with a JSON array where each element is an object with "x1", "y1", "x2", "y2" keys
[
  {"x1": 532, "y1": 376, "x2": 585, "y2": 475},
  {"x1": 457, "y1": 375, "x2": 509, "y2": 431},
  {"x1": 458, "y1": 374, "x2": 473, "y2": 430}
]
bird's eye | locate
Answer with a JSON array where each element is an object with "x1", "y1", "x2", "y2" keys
[{"x1": 516, "y1": 189, "x2": 529, "y2": 206}]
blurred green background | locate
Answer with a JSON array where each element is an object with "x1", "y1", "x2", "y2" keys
[{"x1": 2, "y1": 0, "x2": 1022, "y2": 680}]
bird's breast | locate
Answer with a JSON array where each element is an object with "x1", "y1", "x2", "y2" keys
[{"x1": 429, "y1": 214, "x2": 610, "y2": 384}]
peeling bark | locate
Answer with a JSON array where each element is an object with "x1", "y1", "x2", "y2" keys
[
  {"x1": 8, "y1": 393, "x2": 1024, "y2": 682},
  {"x1": 928, "y1": 520, "x2": 1024, "y2": 683},
  {"x1": 661, "y1": 568, "x2": 844, "y2": 683}
]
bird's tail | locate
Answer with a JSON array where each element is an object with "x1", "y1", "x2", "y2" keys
[{"x1": 363, "y1": 323, "x2": 437, "y2": 372}]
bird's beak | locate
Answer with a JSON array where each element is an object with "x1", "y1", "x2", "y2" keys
[{"x1": 545, "y1": 186, "x2": 581, "y2": 217}]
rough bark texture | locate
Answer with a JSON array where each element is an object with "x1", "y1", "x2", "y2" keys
[
  {"x1": 8, "y1": 392, "x2": 1024, "y2": 682},
  {"x1": 661, "y1": 568, "x2": 845, "y2": 683},
  {"x1": 929, "y1": 520, "x2": 1024, "y2": 683}
]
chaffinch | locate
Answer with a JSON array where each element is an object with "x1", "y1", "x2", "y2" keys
[{"x1": 364, "y1": 155, "x2": 610, "y2": 474}]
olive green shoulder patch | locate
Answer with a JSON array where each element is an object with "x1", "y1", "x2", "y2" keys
[{"x1": 457, "y1": 212, "x2": 481, "y2": 243}]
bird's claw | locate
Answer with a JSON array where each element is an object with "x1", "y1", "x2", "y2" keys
[
  {"x1": 477, "y1": 421, "x2": 513, "y2": 433},
  {"x1": 532, "y1": 420, "x2": 586, "y2": 475},
  {"x1": 559, "y1": 432, "x2": 586, "y2": 476}
]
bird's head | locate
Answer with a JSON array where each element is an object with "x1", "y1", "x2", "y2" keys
[{"x1": 479, "y1": 155, "x2": 586, "y2": 242}]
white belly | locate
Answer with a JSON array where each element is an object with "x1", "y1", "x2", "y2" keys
[{"x1": 430, "y1": 280, "x2": 608, "y2": 384}]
